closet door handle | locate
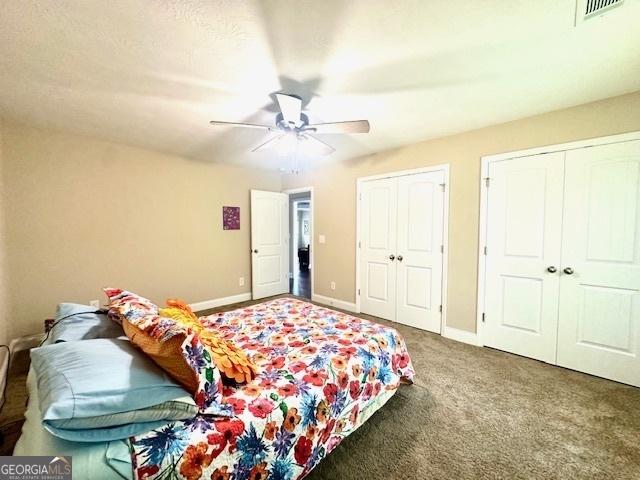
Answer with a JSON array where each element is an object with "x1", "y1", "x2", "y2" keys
[
  {"x1": 547, "y1": 266, "x2": 557, "y2": 273},
  {"x1": 397, "y1": 255, "x2": 403, "y2": 262},
  {"x1": 563, "y1": 267, "x2": 574, "y2": 275},
  {"x1": 388, "y1": 254, "x2": 395, "y2": 261}
]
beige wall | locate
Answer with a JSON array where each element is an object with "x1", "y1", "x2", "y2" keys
[
  {"x1": 3, "y1": 91, "x2": 640, "y2": 340},
  {"x1": 1, "y1": 123, "x2": 281, "y2": 340},
  {"x1": 283, "y1": 91, "x2": 640, "y2": 333}
]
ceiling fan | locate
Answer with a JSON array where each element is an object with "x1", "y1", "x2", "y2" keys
[{"x1": 209, "y1": 93, "x2": 370, "y2": 156}]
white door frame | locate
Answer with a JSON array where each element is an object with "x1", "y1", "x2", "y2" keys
[
  {"x1": 476, "y1": 130, "x2": 640, "y2": 346},
  {"x1": 283, "y1": 186, "x2": 314, "y2": 298},
  {"x1": 355, "y1": 164, "x2": 450, "y2": 332}
]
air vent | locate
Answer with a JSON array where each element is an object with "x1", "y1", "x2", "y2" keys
[
  {"x1": 576, "y1": 0, "x2": 625, "y2": 24},
  {"x1": 585, "y1": 0, "x2": 624, "y2": 16}
]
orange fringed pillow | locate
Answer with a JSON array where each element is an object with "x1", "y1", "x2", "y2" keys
[
  {"x1": 121, "y1": 319, "x2": 199, "y2": 392},
  {"x1": 159, "y1": 299, "x2": 258, "y2": 384}
]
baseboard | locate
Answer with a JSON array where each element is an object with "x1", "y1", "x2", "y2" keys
[
  {"x1": 311, "y1": 294, "x2": 357, "y2": 313},
  {"x1": 190, "y1": 293, "x2": 252, "y2": 312},
  {"x1": 442, "y1": 325, "x2": 480, "y2": 346}
]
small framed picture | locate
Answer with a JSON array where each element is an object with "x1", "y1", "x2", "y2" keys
[{"x1": 222, "y1": 206, "x2": 240, "y2": 230}]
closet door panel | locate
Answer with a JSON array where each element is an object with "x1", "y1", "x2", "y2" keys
[
  {"x1": 557, "y1": 140, "x2": 640, "y2": 387},
  {"x1": 483, "y1": 153, "x2": 565, "y2": 363},
  {"x1": 395, "y1": 171, "x2": 445, "y2": 332},
  {"x1": 360, "y1": 178, "x2": 397, "y2": 321}
]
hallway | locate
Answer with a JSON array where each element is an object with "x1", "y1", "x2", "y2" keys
[{"x1": 290, "y1": 265, "x2": 311, "y2": 298}]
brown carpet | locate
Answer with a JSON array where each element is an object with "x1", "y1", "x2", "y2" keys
[
  {"x1": 0, "y1": 349, "x2": 30, "y2": 455},
  {"x1": 2, "y1": 295, "x2": 639, "y2": 479},
  {"x1": 204, "y1": 296, "x2": 640, "y2": 480}
]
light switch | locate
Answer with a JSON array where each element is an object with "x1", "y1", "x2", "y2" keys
[{"x1": 319, "y1": 234, "x2": 326, "y2": 244}]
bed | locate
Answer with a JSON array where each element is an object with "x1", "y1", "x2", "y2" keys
[{"x1": 15, "y1": 297, "x2": 414, "y2": 480}]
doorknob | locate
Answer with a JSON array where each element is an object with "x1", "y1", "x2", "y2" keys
[
  {"x1": 397, "y1": 255, "x2": 403, "y2": 262},
  {"x1": 547, "y1": 266, "x2": 557, "y2": 273},
  {"x1": 388, "y1": 254, "x2": 395, "y2": 261},
  {"x1": 563, "y1": 267, "x2": 574, "y2": 275},
  {"x1": 253, "y1": 249, "x2": 259, "y2": 254}
]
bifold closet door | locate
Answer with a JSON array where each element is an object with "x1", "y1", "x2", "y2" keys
[
  {"x1": 395, "y1": 171, "x2": 445, "y2": 332},
  {"x1": 483, "y1": 153, "x2": 565, "y2": 363},
  {"x1": 360, "y1": 177, "x2": 398, "y2": 321},
  {"x1": 557, "y1": 140, "x2": 640, "y2": 387}
]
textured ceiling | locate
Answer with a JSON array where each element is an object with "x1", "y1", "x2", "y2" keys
[{"x1": 1, "y1": 0, "x2": 640, "y2": 170}]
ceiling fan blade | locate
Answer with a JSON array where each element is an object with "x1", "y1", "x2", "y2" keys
[
  {"x1": 210, "y1": 121, "x2": 274, "y2": 131},
  {"x1": 300, "y1": 134, "x2": 335, "y2": 156},
  {"x1": 251, "y1": 134, "x2": 286, "y2": 152},
  {"x1": 306, "y1": 120, "x2": 370, "y2": 134},
  {"x1": 275, "y1": 93, "x2": 302, "y2": 125}
]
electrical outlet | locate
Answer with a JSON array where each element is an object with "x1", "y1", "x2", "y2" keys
[
  {"x1": 239, "y1": 277, "x2": 245, "y2": 287},
  {"x1": 319, "y1": 234, "x2": 326, "y2": 244},
  {"x1": 330, "y1": 281, "x2": 336, "y2": 291},
  {"x1": 89, "y1": 299, "x2": 100, "y2": 308}
]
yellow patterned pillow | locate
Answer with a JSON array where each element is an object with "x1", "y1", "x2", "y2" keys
[{"x1": 159, "y1": 299, "x2": 258, "y2": 383}]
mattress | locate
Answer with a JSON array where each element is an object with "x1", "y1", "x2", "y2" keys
[
  {"x1": 15, "y1": 298, "x2": 414, "y2": 480},
  {"x1": 14, "y1": 366, "x2": 397, "y2": 480},
  {"x1": 128, "y1": 298, "x2": 414, "y2": 479}
]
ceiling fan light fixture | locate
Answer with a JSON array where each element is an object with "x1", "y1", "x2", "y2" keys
[
  {"x1": 209, "y1": 93, "x2": 370, "y2": 157},
  {"x1": 276, "y1": 132, "x2": 298, "y2": 155}
]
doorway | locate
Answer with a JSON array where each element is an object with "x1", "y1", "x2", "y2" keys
[{"x1": 286, "y1": 188, "x2": 313, "y2": 299}]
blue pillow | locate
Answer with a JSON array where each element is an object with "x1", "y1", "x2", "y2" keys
[
  {"x1": 43, "y1": 419, "x2": 178, "y2": 443},
  {"x1": 49, "y1": 303, "x2": 123, "y2": 343},
  {"x1": 31, "y1": 338, "x2": 196, "y2": 442}
]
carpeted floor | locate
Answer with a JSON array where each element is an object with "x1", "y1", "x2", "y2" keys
[
  {"x1": 2, "y1": 295, "x2": 639, "y2": 478},
  {"x1": 302, "y1": 314, "x2": 640, "y2": 480},
  {"x1": 0, "y1": 349, "x2": 30, "y2": 455},
  {"x1": 205, "y1": 296, "x2": 640, "y2": 480}
]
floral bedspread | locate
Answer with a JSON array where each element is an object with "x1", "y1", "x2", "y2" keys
[{"x1": 130, "y1": 298, "x2": 414, "y2": 480}]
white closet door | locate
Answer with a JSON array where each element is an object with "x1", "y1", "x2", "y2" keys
[
  {"x1": 483, "y1": 153, "x2": 565, "y2": 363},
  {"x1": 251, "y1": 190, "x2": 289, "y2": 300},
  {"x1": 395, "y1": 171, "x2": 445, "y2": 332},
  {"x1": 557, "y1": 140, "x2": 640, "y2": 387},
  {"x1": 360, "y1": 178, "x2": 397, "y2": 321}
]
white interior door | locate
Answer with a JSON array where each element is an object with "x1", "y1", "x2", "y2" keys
[
  {"x1": 359, "y1": 178, "x2": 397, "y2": 321},
  {"x1": 557, "y1": 140, "x2": 640, "y2": 387},
  {"x1": 251, "y1": 190, "x2": 289, "y2": 300},
  {"x1": 395, "y1": 171, "x2": 445, "y2": 332},
  {"x1": 483, "y1": 153, "x2": 565, "y2": 363}
]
